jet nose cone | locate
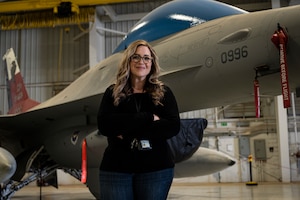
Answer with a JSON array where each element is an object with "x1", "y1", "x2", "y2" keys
[{"x1": 229, "y1": 160, "x2": 236, "y2": 166}]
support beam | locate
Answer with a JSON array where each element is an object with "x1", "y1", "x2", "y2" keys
[
  {"x1": 89, "y1": 15, "x2": 105, "y2": 68},
  {"x1": 101, "y1": 5, "x2": 147, "y2": 22},
  {"x1": 275, "y1": 95, "x2": 291, "y2": 182},
  {"x1": 0, "y1": 7, "x2": 95, "y2": 30}
]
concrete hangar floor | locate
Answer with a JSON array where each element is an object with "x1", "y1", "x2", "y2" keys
[{"x1": 11, "y1": 182, "x2": 300, "y2": 200}]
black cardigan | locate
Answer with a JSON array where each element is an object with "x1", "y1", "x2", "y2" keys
[{"x1": 97, "y1": 85, "x2": 180, "y2": 173}]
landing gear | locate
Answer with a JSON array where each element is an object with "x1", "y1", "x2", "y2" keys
[{"x1": 0, "y1": 165, "x2": 58, "y2": 200}]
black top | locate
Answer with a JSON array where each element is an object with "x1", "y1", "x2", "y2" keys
[{"x1": 97, "y1": 85, "x2": 180, "y2": 173}]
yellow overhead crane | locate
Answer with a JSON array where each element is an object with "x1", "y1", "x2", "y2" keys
[
  {"x1": 0, "y1": 0, "x2": 143, "y2": 13},
  {"x1": 0, "y1": 0, "x2": 143, "y2": 30}
]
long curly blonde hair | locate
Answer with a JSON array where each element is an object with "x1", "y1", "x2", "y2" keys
[{"x1": 112, "y1": 40, "x2": 164, "y2": 106}]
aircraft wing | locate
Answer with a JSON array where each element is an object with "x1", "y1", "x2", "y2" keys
[{"x1": 0, "y1": 94, "x2": 101, "y2": 131}]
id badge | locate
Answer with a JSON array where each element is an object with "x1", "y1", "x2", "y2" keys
[{"x1": 139, "y1": 140, "x2": 152, "y2": 150}]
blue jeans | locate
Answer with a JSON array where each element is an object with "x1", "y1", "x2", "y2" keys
[{"x1": 99, "y1": 168, "x2": 174, "y2": 200}]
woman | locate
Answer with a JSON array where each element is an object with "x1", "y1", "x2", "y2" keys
[{"x1": 97, "y1": 40, "x2": 180, "y2": 200}]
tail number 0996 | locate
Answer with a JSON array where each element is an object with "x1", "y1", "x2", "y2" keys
[{"x1": 221, "y1": 46, "x2": 248, "y2": 64}]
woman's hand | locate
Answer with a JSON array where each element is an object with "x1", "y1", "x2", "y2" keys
[
  {"x1": 153, "y1": 114, "x2": 160, "y2": 121},
  {"x1": 117, "y1": 135, "x2": 123, "y2": 139}
]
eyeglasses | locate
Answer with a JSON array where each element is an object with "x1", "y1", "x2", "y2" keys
[{"x1": 131, "y1": 54, "x2": 152, "y2": 64}]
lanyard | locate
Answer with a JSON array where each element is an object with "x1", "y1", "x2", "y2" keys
[{"x1": 134, "y1": 95, "x2": 142, "y2": 112}]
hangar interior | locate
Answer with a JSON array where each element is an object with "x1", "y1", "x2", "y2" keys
[{"x1": 0, "y1": 0, "x2": 300, "y2": 185}]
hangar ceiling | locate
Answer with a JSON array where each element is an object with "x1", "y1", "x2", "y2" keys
[
  {"x1": 0, "y1": 0, "x2": 285, "y2": 30},
  {"x1": 0, "y1": 0, "x2": 142, "y2": 13},
  {"x1": 0, "y1": 0, "x2": 142, "y2": 29}
]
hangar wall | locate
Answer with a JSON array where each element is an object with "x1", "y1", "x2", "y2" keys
[
  {"x1": 180, "y1": 95, "x2": 300, "y2": 183},
  {"x1": 0, "y1": 25, "x2": 89, "y2": 114}
]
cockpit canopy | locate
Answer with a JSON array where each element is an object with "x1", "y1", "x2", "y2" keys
[{"x1": 114, "y1": 0, "x2": 247, "y2": 53}]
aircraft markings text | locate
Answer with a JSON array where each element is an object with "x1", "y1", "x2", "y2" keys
[{"x1": 220, "y1": 45, "x2": 248, "y2": 64}]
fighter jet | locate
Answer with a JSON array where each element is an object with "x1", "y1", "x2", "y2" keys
[
  {"x1": 0, "y1": 47, "x2": 234, "y2": 198},
  {"x1": 1, "y1": 0, "x2": 300, "y2": 199},
  {"x1": 1, "y1": 47, "x2": 234, "y2": 198}
]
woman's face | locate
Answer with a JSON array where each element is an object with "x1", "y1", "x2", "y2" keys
[{"x1": 130, "y1": 45, "x2": 152, "y2": 81}]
